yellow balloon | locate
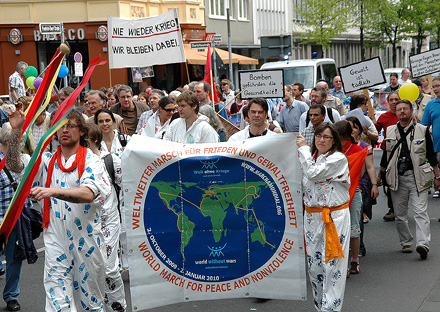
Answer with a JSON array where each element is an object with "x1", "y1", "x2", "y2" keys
[{"x1": 398, "y1": 83, "x2": 419, "y2": 102}]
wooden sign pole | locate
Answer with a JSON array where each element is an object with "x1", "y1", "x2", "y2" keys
[{"x1": 363, "y1": 89, "x2": 376, "y2": 123}]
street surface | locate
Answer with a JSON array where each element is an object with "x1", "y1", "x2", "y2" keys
[{"x1": 2, "y1": 151, "x2": 440, "y2": 312}]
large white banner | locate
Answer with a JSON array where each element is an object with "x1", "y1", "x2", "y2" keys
[
  {"x1": 108, "y1": 9, "x2": 186, "y2": 69},
  {"x1": 122, "y1": 135, "x2": 306, "y2": 310}
]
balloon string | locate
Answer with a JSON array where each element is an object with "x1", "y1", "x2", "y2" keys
[{"x1": 24, "y1": 50, "x2": 63, "y2": 93}]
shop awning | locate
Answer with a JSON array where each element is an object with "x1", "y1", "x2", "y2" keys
[{"x1": 184, "y1": 44, "x2": 258, "y2": 65}]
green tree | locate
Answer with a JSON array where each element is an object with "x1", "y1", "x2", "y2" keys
[
  {"x1": 366, "y1": 0, "x2": 409, "y2": 67},
  {"x1": 402, "y1": 0, "x2": 435, "y2": 54},
  {"x1": 351, "y1": 0, "x2": 377, "y2": 60},
  {"x1": 292, "y1": 0, "x2": 354, "y2": 57},
  {"x1": 431, "y1": 1, "x2": 440, "y2": 47}
]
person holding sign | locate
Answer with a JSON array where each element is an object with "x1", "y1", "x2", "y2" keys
[
  {"x1": 421, "y1": 76, "x2": 440, "y2": 198},
  {"x1": 296, "y1": 123, "x2": 351, "y2": 312}
]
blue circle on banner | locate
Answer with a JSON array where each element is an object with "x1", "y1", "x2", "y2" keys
[{"x1": 143, "y1": 156, "x2": 285, "y2": 282}]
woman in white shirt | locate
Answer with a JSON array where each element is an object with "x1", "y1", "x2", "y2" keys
[{"x1": 296, "y1": 123, "x2": 351, "y2": 312}]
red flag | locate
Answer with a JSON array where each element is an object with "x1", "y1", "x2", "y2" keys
[
  {"x1": 347, "y1": 147, "x2": 369, "y2": 206},
  {"x1": 203, "y1": 45, "x2": 219, "y2": 104}
]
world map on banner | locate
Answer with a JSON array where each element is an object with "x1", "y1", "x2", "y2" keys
[{"x1": 143, "y1": 156, "x2": 285, "y2": 283}]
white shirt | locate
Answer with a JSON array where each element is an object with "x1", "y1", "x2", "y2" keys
[{"x1": 164, "y1": 115, "x2": 219, "y2": 144}]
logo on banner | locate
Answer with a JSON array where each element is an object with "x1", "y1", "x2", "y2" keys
[{"x1": 143, "y1": 156, "x2": 286, "y2": 282}]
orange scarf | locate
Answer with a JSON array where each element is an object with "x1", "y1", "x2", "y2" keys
[
  {"x1": 305, "y1": 202, "x2": 349, "y2": 263},
  {"x1": 42, "y1": 146, "x2": 87, "y2": 228}
]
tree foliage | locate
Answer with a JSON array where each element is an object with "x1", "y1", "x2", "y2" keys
[
  {"x1": 365, "y1": 0, "x2": 409, "y2": 67},
  {"x1": 292, "y1": 0, "x2": 354, "y2": 57}
]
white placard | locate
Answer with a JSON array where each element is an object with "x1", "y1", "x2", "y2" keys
[
  {"x1": 108, "y1": 9, "x2": 186, "y2": 69},
  {"x1": 338, "y1": 57, "x2": 386, "y2": 93},
  {"x1": 122, "y1": 135, "x2": 306, "y2": 311},
  {"x1": 409, "y1": 48, "x2": 440, "y2": 78},
  {"x1": 239, "y1": 69, "x2": 284, "y2": 99},
  {"x1": 74, "y1": 63, "x2": 83, "y2": 77}
]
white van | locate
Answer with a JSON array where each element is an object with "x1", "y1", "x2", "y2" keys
[{"x1": 260, "y1": 58, "x2": 337, "y2": 96}]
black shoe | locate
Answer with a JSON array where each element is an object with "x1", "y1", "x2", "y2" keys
[
  {"x1": 416, "y1": 245, "x2": 429, "y2": 260},
  {"x1": 0, "y1": 268, "x2": 5, "y2": 276},
  {"x1": 6, "y1": 300, "x2": 20, "y2": 311}
]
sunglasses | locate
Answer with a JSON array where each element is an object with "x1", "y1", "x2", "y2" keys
[
  {"x1": 221, "y1": 83, "x2": 228, "y2": 86},
  {"x1": 163, "y1": 108, "x2": 176, "y2": 112}
]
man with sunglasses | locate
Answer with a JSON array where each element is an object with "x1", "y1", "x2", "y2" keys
[
  {"x1": 7, "y1": 109, "x2": 111, "y2": 311},
  {"x1": 138, "y1": 96, "x2": 176, "y2": 139},
  {"x1": 220, "y1": 79, "x2": 234, "y2": 110}
]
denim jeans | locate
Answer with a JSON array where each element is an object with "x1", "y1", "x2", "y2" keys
[{"x1": 0, "y1": 225, "x2": 22, "y2": 302}]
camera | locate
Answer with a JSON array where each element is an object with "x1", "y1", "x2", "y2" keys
[{"x1": 398, "y1": 156, "x2": 409, "y2": 175}]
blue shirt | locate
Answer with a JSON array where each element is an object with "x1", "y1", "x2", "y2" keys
[
  {"x1": 208, "y1": 102, "x2": 229, "y2": 121},
  {"x1": 328, "y1": 88, "x2": 346, "y2": 101},
  {"x1": 421, "y1": 97, "x2": 440, "y2": 152},
  {"x1": 276, "y1": 100, "x2": 309, "y2": 132}
]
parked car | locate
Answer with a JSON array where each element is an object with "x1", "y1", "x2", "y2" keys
[
  {"x1": 261, "y1": 58, "x2": 337, "y2": 97},
  {"x1": 368, "y1": 67, "x2": 405, "y2": 92}
]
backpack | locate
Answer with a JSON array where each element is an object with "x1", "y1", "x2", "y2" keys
[{"x1": 103, "y1": 153, "x2": 122, "y2": 221}]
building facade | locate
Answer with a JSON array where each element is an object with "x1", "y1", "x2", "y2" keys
[{"x1": 0, "y1": 0, "x2": 206, "y2": 95}]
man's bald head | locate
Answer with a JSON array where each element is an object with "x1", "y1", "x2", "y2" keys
[{"x1": 316, "y1": 81, "x2": 329, "y2": 91}]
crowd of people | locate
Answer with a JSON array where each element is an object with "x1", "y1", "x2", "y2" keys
[{"x1": 0, "y1": 60, "x2": 440, "y2": 312}]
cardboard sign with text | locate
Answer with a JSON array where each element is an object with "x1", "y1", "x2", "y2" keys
[
  {"x1": 108, "y1": 9, "x2": 186, "y2": 69},
  {"x1": 239, "y1": 69, "x2": 284, "y2": 99},
  {"x1": 338, "y1": 57, "x2": 386, "y2": 93},
  {"x1": 409, "y1": 48, "x2": 440, "y2": 78}
]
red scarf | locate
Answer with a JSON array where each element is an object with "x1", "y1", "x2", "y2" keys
[{"x1": 42, "y1": 146, "x2": 87, "y2": 228}]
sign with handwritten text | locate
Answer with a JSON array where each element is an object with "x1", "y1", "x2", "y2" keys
[
  {"x1": 239, "y1": 69, "x2": 284, "y2": 99},
  {"x1": 409, "y1": 48, "x2": 440, "y2": 78},
  {"x1": 338, "y1": 57, "x2": 386, "y2": 93}
]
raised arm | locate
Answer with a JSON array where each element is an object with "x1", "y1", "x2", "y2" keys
[{"x1": 6, "y1": 109, "x2": 26, "y2": 172}]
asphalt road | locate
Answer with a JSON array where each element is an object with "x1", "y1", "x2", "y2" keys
[{"x1": 2, "y1": 150, "x2": 440, "y2": 312}]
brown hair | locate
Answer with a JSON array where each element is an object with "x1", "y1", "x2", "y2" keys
[
  {"x1": 87, "y1": 123, "x2": 102, "y2": 147},
  {"x1": 334, "y1": 120, "x2": 356, "y2": 143},
  {"x1": 310, "y1": 122, "x2": 343, "y2": 156},
  {"x1": 176, "y1": 90, "x2": 199, "y2": 113}
]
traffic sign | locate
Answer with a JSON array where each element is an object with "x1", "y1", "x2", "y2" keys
[
  {"x1": 74, "y1": 52, "x2": 83, "y2": 63},
  {"x1": 75, "y1": 63, "x2": 83, "y2": 77},
  {"x1": 205, "y1": 33, "x2": 222, "y2": 43},
  {"x1": 190, "y1": 41, "x2": 211, "y2": 49},
  {"x1": 39, "y1": 23, "x2": 62, "y2": 35}
]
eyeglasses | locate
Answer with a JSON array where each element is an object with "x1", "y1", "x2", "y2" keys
[
  {"x1": 396, "y1": 107, "x2": 411, "y2": 112},
  {"x1": 61, "y1": 124, "x2": 79, "y2": 130},
  {"x1": 315, "y1": 134, "x2": 333, "y2": 141},
  {"x1": 163, "y1": 108, "x2": 176, "y2": 113}
]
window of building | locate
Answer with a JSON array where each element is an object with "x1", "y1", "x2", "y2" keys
[
  {"x1": 238, "y1": 0, "x2": 248, "y2": 20},
  {"x1": 210, "y1": 0, "x2": 226, "y2": 18},
  {"x1": 210, "y1": 0, "x2": 236, "y2": 19}
]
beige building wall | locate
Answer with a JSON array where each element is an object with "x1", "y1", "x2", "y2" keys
[{"x1": 0, "y1": 0, "x2": 204, "y2": 25}]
